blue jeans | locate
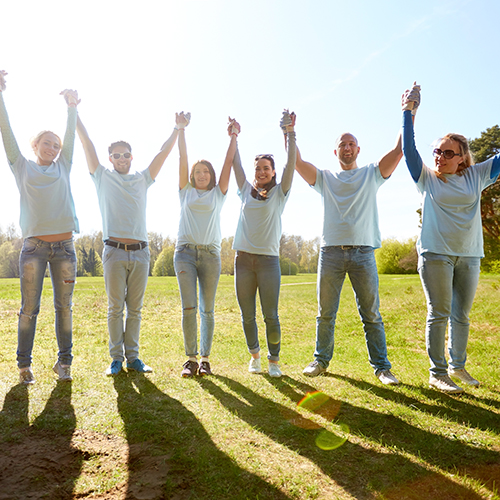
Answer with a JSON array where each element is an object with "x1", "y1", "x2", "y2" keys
[
  {"x1": 17, "y1": 237, "x2": 77, "y2": 368},
  {"x1": 234, "y1": 251, "x2": 281, "y2": 361},
  {"x1": 315, "y1": 246, "x2": 391, "y2": 372},
  {"x1": 174, "y1": 244, "x2": 221, "y2": 357},
  {"x1": 102, "y1": 245, "x2": 150, "y2": 363},
  {"x1": 418, "y1": 252, "x2": 480, "y2": 377}
]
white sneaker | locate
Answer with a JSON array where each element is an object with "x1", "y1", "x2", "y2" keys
[
  {"x1": 269, "y1": 363, "x2": 282, "y2": 378},
  {"x1": 303, "y1": 360, "x2": 326, "y2": 377},
  {"x1": 53, "y1": 361, "x2": 72, "y2": 382},
  {"x1": 19, "y1": 367, "x2": 35, "y2": 385},
  {"x1": 248, "y1": 357, "x2": 262, "y2": 373},
  {"x1": 376, "y1": 369, "x2": 399, "y2": 385},
  {"x1": 448, "y1": 368, "x2": 480, "y2": 387},
  {"x1": 429, "y1": 374, "x2": 464, "y2": 394}
]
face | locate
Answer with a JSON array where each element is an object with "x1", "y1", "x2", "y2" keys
[
  {"x1": 254, "y1": 158, "x2": 275, "y2": 188},
  {"x1": 434, "y1": 138, "x2": 463, "y2": 175},
  {"x1": 109, "y1": 145, "x2": 133, "y2": 174},
  {"x1": 33, "y1": 132, "x2": 61, "y2": 166},
  {"x1": 192, "y1": 163, "x2": 212, "y2": 190},
  {"x1": 334, "y1": 133, "x2": 360, "y2": 170}
]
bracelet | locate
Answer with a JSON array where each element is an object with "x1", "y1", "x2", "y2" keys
[{"x1": 175, "y1": 126, "x2": 185, "y2": 131}]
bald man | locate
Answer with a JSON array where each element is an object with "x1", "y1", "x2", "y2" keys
[{"x1": 295, "y1": 130, "x2": 402, "y2": 384}]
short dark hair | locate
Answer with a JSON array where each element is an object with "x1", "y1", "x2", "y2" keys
[
  {"x1": 190, "y1": 160, "x2": 216, "y2": 190},
  {"x1": 108, "y1": 141, "x2": 132, "y2": 155}
]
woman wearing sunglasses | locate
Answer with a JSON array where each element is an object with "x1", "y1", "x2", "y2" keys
[
  {"x1": 0, "y1": 71, "x2": 80, "y2": 385},
  {"x1": 402, "y1": 84, "x2": 500, "y2": 393},
  {"x1": 232, "y1": 110, "x2": 296, "y2": 377},
  {"x1": 174, "y1": 113, "x2": 238, "y2": 377}
]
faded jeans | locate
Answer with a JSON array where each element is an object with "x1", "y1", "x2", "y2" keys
[
  {"x1": 174, "y1": 244, "x2": 221, "y2": 357},
  {"x1": 418, "y1": 252, "x2": 481, "y2": 377},
  {"x1": 315, "y1": 246, "x2": 391, "y2": 373},
  {"x1": 103, "y1": 245, "x2": 150, "y2": 363},
  {"x1": 234, "y1": 251, "x2": 281, "y2": 361},
  {"x1": 17, "y1": 237, "x2": 77, "y2": 368}
]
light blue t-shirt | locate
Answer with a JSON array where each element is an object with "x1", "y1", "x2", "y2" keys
[
  {"x1": 313, "y1": 164, "x2": 386, "y2": 248},
  {"x1": 233, "y1": 181, "x2": 289, "y2": 256},
  {"x1": 416, "y1": 160, "x2": 497, "y2": 257},
  {"x1": 10, "y1": 155, "x2": 79, "y2": 238},
  {"x1": 92, "y1": 164, "x2": 154, "y2": 241},
  {"x1": 177, "y1": 183, "x2": 226, "y2": 251}
]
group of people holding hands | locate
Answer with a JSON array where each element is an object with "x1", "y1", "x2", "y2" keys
[{"x1": 1, "y1": 70, "x2": 498, "y2": 395}]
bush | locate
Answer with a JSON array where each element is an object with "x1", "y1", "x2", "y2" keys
[
  {"x1": 376, "y1": 237, "x2": 418, "y2": 274},
  {"x1": 153, "y1": 246, "x2": 176, "y2": 276},
  {"x1": 280, "y1": 257, "x2": 298, "y2": 275}
]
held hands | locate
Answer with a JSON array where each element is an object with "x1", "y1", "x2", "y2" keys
[
  {"x1": 280, "y1": 109, "x2": 296, "y2": 134},
  {"x1": 60, "y1": 89, "x2": 80, "y2": 107},
  {"x1": 402, "y1": 81, "x2": 421, "y2": 115},
  {"x1": 175, "y1": 111, "x2": 191, "y2": 130},
  {"x1": 228, "y1": 117, "x2": 240, "y2": 137},
  {"x1": 0, "y1": 70, "x2": 7, "y2": 92}
]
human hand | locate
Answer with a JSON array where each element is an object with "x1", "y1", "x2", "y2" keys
[
  {"x1": 0, "y1": 70, "x2": 8, "y2": 92},
  {"x1": 280, "y1": 109, "x2": 296, "y2": 133},
  {"x1": 60, "y1": 89, "x2": 80, "y2": 107},
  {"x1": 402, "y1": 82, "x2": 421, "y2": 115},
  {"x1": 175, "y1": 111, "x2": 191, "y2": 130},
  {"x1": 228, "y1": 117, "x2": 240, "y2": 136}
]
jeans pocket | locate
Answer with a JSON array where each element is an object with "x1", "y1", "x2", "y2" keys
[{"x1": 22, "y1": 238, "x2": 40, "y2": 255}]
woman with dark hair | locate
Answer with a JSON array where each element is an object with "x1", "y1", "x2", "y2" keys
[
  {"x1": 174, "y1": 113, "x2": 238, "y2": 377},
  {"x1": 0, "y1": 70, "x2": 80, "y2": 385},
  {"x1": 232, "y1": 110, "x2": 296, "y2": 377},
  {"x1": 402, "y1": 84, "x2": 500, "y2": 393}
]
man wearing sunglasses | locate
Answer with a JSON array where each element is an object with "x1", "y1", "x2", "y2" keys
[{"x1": 76, "y1": 112, "x2": 184, "y2": 376}]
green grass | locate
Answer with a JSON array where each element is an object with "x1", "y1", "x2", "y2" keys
[{"x1": 0, "y1": 274, "x2": 499, "y2": 499}]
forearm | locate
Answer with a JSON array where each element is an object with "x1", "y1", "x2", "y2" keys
[
  {"x1": 280, "y1": 131, "x2": 296, "y2": 194},
  {"x1": 149, "y1": 128, "x2": 179, "y2": 181},
  {"x1": 402, "y1": 110, "x2": 423, "y2": 182},
  {"x1": 76, "y1": 115, "x2": 99, "y2": 174},
  {"x1": 295, "y1": 146, "x2": 317, "y2": 185},
  {"x1": 491, "y1": 155, "x2": 500, "y2": 179},
  {"x1": 0, "y1": 92, "x2": 21, "y2": 164},
  {"x1": 61, "y1": 106, "x2": 77, "y2": 163},
  {"x1": 232, "y1": 146, "x2": 246, "y2": 189},
  {"x1": 178, "y1": 129, "x2": 188, "y2": 189},
  {"x1": 218, "y1": 134, "x2": 237, "y2": 194}
]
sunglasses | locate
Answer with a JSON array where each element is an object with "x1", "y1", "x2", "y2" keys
[
  {"x1": 433, "y1": 148, "x2": 461, "y2": 160},
  {"x1": 110, "y1": 152, "x2": 132, "y2": 160}
]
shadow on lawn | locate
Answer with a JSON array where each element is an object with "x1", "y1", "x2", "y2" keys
[
  {"x1": 113, "y1": 372, "x2": 290, "y2": 500},
  {"x1": 0, "y1": 382, "x2": 83, "y2": 499},
  {"x1": 197, "y1": 374, "x2": 493, "y2": 500}
]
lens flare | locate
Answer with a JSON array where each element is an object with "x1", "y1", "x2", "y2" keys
[{"x1": 316, "y1": 423, "x2": 349, "y2": 450}]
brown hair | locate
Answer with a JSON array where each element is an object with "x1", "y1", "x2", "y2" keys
[
  {"x1": 190, "y1": 160, "x2": 216, "y2": 190},
  {"x1": 108, "y1": 141, "x2": 132, "y2": 155},
  {"x1": 251, "y1": 154, "x2": 276, "y2": 200},
  {"x1": 31, "y1": 131, "x2": 62, "y2": 151},
  {"x1": 434, "y1": 134, "x2": 474, "y2": 182}
]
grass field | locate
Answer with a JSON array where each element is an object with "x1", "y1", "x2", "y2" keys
[{"x1": 0, "y1": 273, "x2": 499, "y2": 499}]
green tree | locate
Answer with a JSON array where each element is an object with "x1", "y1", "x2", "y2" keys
[
  {"x1": 0, "y1": 239, "x2": 22, "y2": 278},
  {"x1": 153, "y1": 245, "x2": 176, "y2": 276},
  {"x1": 74, "y1": 232, "x2": 104, "y2": 276},
  {"x1": 375, "y1": 237, "x2": 418, "y2": 274},
  {"x1": 280, "y1": 257, "x2": 298, "y2": 275},
  {"x1": 220, "y1": 237, "x2": 235, "y2": 275}
]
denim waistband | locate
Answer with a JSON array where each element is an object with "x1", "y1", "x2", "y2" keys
[
  {"x1": 179, "y1": 243, "x2": 217, "y2": 252},
  {"x1": 25, "y1": 236, "x2": 74, "y2": 247}
]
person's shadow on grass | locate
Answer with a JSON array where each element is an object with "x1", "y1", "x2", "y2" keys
[
  {"x1": 0, "y1": 381, "x2": 83, "y2": 499},
  {"x1": 113, "y1": 372, "x2": 291, "y2": 500},
  {"x1": 197, "y1": 374, "x2": 489, "y2": 500}
]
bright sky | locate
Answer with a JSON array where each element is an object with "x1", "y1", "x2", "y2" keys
[{"x1": 1, "y1": 0, "x2": 499, "y2": 243}]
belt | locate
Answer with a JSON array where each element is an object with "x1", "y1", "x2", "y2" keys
[
  {"x1": 181, "y1": 243, "x2": 216, "y2": 251},
  {"x1": 336, "y1": 245, "x2": 361, "y2": 250},
  {"x1": 105, "y1": 240, "x2": 148, "y2": 251}
]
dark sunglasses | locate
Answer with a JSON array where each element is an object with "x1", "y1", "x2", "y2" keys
[
  {"x1": 110, "y1": 152, "x2": 132, "y2": 160},
  {"x1": 433, "y1": 148, "x2": 461, "y2": 160}
]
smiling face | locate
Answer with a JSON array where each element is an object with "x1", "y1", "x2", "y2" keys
[
  {"x1": 254, "y1": 158, "x2": 275, "y2": 188},
  {"x1": 434, "y1": 138, "x2": 463, "y2": 175},
  {"x1": 334, "y1": 133, "x2": 360, "y2": 170},
  {"x1": 32, "y1": 132, "x2": 62, "y2": 166},
  {"x1": 109, "y1": 144, "x2": 133, "y2": 174},
  {"x1": 192, "y1": 162, "x2": 212, "y2": 190}
]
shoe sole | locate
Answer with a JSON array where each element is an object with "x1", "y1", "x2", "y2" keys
[
  {"x1": 429, "y1": 383, "x2": 464, "y2": 394},
  {"x1": 448, "y1": 373, "x2": 480, "y2": 387}
]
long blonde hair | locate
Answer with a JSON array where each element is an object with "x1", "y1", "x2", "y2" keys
[{"x1": 434, "y1": 133, "x2": 474, "y2": 182}]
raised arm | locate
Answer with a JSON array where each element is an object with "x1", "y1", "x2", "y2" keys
[
  {"x1": 232, "y1": 138, "x2": 247, "y2": 191},
  {"x1": 149, "y1": 113, "x2": 187, "y2": 181},
  {"x1": 401, "y1": 83, "x2": 423, "y2": 182},
  {"x1": 76, "y1": 115, "x2": 100, "y2": 174},
  {"x1": 295, "y1": 146, "x2": 317, "y2": 186},
  {"x1": 218, "y1": 117, "x2": 240, "y2": 194},
  {"x1": 0, "y1": 71, "x2": 21, "y2": 165},
  {"x1": 60, "y1": 89, "x2": 79, "y2": 164},
  {"x1": 177, "y1": 112, "x2": 191, "y2": 189},
  {"x1": 280, "y1": 110, "x2": 297, "y2": 195}
]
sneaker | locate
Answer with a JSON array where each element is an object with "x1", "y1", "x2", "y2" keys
[
  {"x1": 106, "y1": 360, "x2": 123, "y2": 376},
  {"x1": 269, "y1": 362, "x2": 282, "y2": 378},
  {"x1": 181, "y1": 360, "x2": 199, "y2": 378},
  {"x1": 249, "y1": 357, "x2": 262, "y2": 374},
  {"x1": 448, "y1": 368, "x2": 480, "y2": 387},
  {"x1": 199, "y1": 361, "x2": 212, "y2": 376},
  {"x1": 53, "y1": 361, "x2": 72, "y2": 382},
  {"x1": 429, "y1": 374, "x2": 464, "y2": 394},
  {"x1": 127, "y1": 359, "x2": 153, "y2": 373},
  {"x1": 19, "y1": 367, "x2": 35, "y2": 385},
  {"x1": 376, "y1": 369, "x2": 399, "y2": 385},
  {"x1": 303, "y1": 360, "x2": 326, "y2": 377}
]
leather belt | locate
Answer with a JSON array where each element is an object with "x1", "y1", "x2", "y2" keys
[{"x1": 105, "y1": 240, "x2": 148, "y2": 251}]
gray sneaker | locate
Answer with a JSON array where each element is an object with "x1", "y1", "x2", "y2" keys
[
  {"x1": 376, "y1": 369, "x2": 399, "y2": 385},
  {"x1": 53, "y1": 361, "x2": 72, "y2": 382},
  {"x1": 19, "y1": 367, "x2": 35, "y2": 385},
  {"x1": 429, "y1": 374, "x2": 464, "y2": 394},
  {"x1": 303, "y1": 361, "x2": 326, "y2": 377},
  {"x1": 448, "y1": 368, "x2": 480, "y2": 387}
]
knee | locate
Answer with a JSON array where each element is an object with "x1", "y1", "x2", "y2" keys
[
  {"x1": 183, "y1": 306, "x2": 197, "y2": 318},
  {"x1": 199, "y1": 309, "x2": 214, "y2": 320}
]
